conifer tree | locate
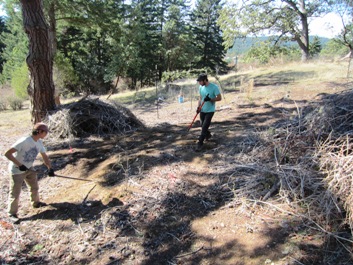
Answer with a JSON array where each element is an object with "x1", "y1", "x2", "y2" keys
[
  {"x1": 162, "y1": 0, "x2": 194, "y2": 72},
  {"x1": 191, "y1": 0, "x2": 227, "y2": 72}
]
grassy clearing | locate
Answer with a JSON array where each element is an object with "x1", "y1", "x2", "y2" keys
[
  {"x1": 109, "y1": 87, "x2": 156, "y2": 104},
  {"x1": 108, "y1": 61, "x2": 349, "y2": 107},
  {"x1": 0, "y1": 61, "x2": 349, "y2": 123},
  {"x1": 0, "y1": 108, "x2": 32, "y2": 131}
]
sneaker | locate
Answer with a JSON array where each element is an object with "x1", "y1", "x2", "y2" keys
[
  {"x1": 8, "y1": 214, "x2": 20, "y2": 223},
  {"x1": 8, "y1": 213, "x2": 18, "y2": 218},
  {"x1": 33, "y1": 201, "x2": 47, "y2": 208},
  {"x1": 205, "y1": 132, "x2": 212, "y2": 141}
]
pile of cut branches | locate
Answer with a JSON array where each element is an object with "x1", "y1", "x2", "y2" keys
[
  {"x1": 223, "y1": 89, "x2": 353, "y2": 235},
  {"x1": 314, "y1": 90, "x2": 353, "y2": 228},
  {"x1": 45, "y1": 97, "x2": 145, "y2": 143}
]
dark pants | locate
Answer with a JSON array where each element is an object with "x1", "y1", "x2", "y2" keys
[{"x1": 198, "y1": 112, "x2": 214, "y2": 144}]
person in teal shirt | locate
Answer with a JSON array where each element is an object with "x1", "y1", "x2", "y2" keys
[{"x1": 195, "y1": 73, "x2": 222, "y2": 151}]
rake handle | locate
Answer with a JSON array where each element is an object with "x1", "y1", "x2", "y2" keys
[{"x1": 187, "y1": 100, "x2": 206, "y2": 131}]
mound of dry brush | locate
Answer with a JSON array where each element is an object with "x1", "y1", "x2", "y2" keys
[
  {"x1": 228, "y1": 89, "x2": 353, "y2": 238},
  {"x1": 315, "y1": 90, "x2": 353, "y2": 229},
  {"x1": 44, "y1": 97, "x2": 145, "y2": 142}
]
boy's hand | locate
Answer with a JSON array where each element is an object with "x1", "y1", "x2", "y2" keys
[
  {"x1": 48, "y1": 168, "x2": 55, "y2": 177},
  {"x1": 19, "y1": 165, "x2": 28, "y2": 171}
]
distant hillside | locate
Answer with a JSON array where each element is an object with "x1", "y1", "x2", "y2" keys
[{"x1": 227, "y1": 36, "x2": 331, "y2": 57}]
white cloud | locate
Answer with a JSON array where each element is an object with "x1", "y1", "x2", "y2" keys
[{"x1": 309, "y1": 13, "x2": 343, "y2": 38}]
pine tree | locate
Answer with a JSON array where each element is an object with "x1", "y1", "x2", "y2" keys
[
  {"x1": 0, "y1": 1, "x2": 28, "y2": 84},
  {"x1": 191, "y1": 0, "x2": 227, "y2": 72},
  {"x1": 162, "y1": 0, "x2": 194, "y2": 72}
]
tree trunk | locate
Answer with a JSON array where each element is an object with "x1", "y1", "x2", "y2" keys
[
  {"x1": 20, "y1": 0, "x2": 55, "y2": 123},
  {"x1": 47, "y1": 0, "x2": 57, "y2": 57},
  {"x1": 298, "y1": 0, "x2": 309, "y2": 62}
]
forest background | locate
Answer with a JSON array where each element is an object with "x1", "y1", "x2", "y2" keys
[{"x1": 0, "y1": 0, "x2": 351, "y2": 110}]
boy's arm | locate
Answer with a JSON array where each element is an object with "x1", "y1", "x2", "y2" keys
[
  {"x1": 40, "y1": 152, "x2": 52, "y2": 169},
  {"x1": 5, "y1": 148, "x2": 22, "y2": 167}
]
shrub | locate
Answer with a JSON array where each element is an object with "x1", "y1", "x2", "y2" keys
[
  {"x1": 243, "y1": 41, "x2": 301, "y2": 64},
  {"x1": 0, "y1": 98, "x2": 7, "y2": 111},
  {"x1": 320, "y1": 39, "x2": 349, "y2": 58},
  {"x1": 8, "y1": 96, "x2": 23, "y2": 110}
]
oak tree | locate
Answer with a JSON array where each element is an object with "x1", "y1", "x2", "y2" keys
[{"x1": 218, "y1": 0, "x2": 331, "y2": 62}]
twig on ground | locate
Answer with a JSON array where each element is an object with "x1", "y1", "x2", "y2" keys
[
  {"x1": 251, "y1": 199, "x2": 353, "y2": 247},
  {"x1": 175, "y1": 245, "x2": 205, "y2": 259}
]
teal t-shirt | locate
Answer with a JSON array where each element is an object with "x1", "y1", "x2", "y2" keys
[{"x1": 199, "y1": 82, "x2": 220, "y2": 112}]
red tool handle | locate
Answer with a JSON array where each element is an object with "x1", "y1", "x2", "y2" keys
[{"x1": 187, "y1": 100, "x2": 206, "y2": 131}]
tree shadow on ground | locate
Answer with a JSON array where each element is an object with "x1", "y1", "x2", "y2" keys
[
  {"x1": 27, "y1": 88, "x2": 352, "y2": 264},
  {"x1": 18, "y1": 197, "x2": 123, "y2": 224},
  {"x1": 207, "y1": 90, "x2": 353, "y2": 264}
]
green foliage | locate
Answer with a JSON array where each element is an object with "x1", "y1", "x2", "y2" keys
[
  {"x1": 191, "y1": 0, "x2": 228, "y2": 72},
  {"x1": 1, "y1": 0, "x2": 348, "y2": 98},
  {"x1": 243, "y1": 41, "x2": 300, "y2": 64},
  {"x1": 285, "y1": 47, "x2": 302, "y2": 61},
  {"x1": 0, "y1": 17, "x2": 8, "y2": 73},
  {"x1": 10, "y1": 62, "x2": 29, "y2": 99},
  {"x1": 0, "y1": 0, "x2": 229, "y2": 93},
  {"x1": 53, "y1": 51, "x2": 79, "y2": 95},
  {"x1": 162, "y1": 1, "x2": 195, "y2": 72},
  {"x1": 227, "y1": 36, "x2": 330, "y2": 58},
  {"x1": 321, "y1": 39, "x2": 349, "y2": 57},
  {"x1": 333, "y1": 23, "x2": 353, "y2": 57},
  {"x1": 218, "y1": 0, "x2": 331, "y2": 61},
  {"x1": 104, "y1": 1, "x2": 148, "y2": 90},
  {"x1": 329, "y1": 0, "x2": 353, "y2": 54},
  {"x1": 309, "y1": 36, "x2": 322, "y2": 57},
  {"x1": 104, "y1": 0, "x2": 196, "y2": 89},
  {"x1": 57, "y1": 26, "x2": 113, "y2": 94},
  {"x1": 129, "y1": 0, "x2": 164, "y2": 87},
  {"x1": 0, "y1": 0, "x2": 28, "y2": 84},
  {"x1": 162, "y1": 70, "x2": 191, "y2": 82}
]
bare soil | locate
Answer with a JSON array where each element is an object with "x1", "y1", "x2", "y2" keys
[{"x1": 1, "y1": 66, "x2": 352, "y2": 264}]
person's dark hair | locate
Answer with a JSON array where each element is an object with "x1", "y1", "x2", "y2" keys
[
  {"x1": 33, "y1": 129, "x2": 45, "y2": 135},
  {"x1": 197, "y1": 73, "x2": 208, "y2": 82},
  {"x1": 32, "y1": 122, "x2": 49, "y2": 135}
]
